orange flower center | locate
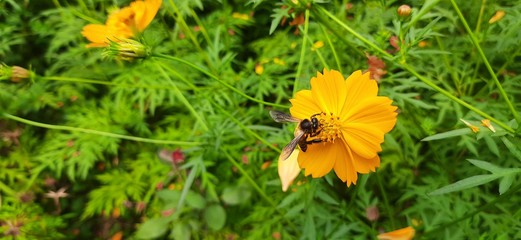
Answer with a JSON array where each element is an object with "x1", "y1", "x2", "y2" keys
[{"x1": 316, "y1": 113, "x2": 342, "y2": 143}]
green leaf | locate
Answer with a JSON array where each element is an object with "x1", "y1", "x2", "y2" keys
[
  {"x1": 135, "y1": 217, "x2": 170, "y2": 239},
  {"x1": 157, "y1": 189, "x2": 181, "y2": 203},
  {"x1": 221, "y1": 185, "x2": 252, "y2": 205},
  {"x1": 483, "y1": 135, "x2": 500, "y2": 157},
  {"x1": 170, "y1": 222, "x2": 191, "y2": 240},
  {"x1": 269, "y1": 7, "x2": 290, "y2": 34},
  {"x1": 421, "y1": 128, "x2": 472, "y2": 141},
  {"x1": 429, "y1": 174, "x2": 500, "y2": 195},
  {"x1": 499, "y1": 175, "x2": 514, "y2": 195},
  {"x1": 186, "y1": 191, "x2": 206, "y2": 210},
  {"x1": 204, "y1": 204, "x2": 226, "y2": 231},
  {"x1": 500, "y1": 136, "x2": 521, "y2": 162},
  {"x1": 467, "y1": 159, "x2": 503, "y2": 174}
]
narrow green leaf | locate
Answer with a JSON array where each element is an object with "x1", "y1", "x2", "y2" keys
[
  {"x1": 483, "y1": 135, "x2": 500, "y2": 157},
  {"x1": 204, "y1": 204, "x2": 226, "y2": 231},
  {"x1": 135, "y1": 217, "x2": 170, "y2": 239},
  {"x1": 421, "y1": 128, "x2": 472, "y2": 141},
  {"x1": 499, "y1": 175, "x2": 514, "y2": 195},
  {"x1": 429, "y1": 174, "x2": 500, "y2": 195},
  {"x1": 500, "y1": 136, "x2": 521, "y2": 162},
  {"x1": 467, "y1": 159, "x2": 503, "y2": 174}
]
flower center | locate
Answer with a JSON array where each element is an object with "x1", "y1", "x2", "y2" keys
[{"x1": 315, "y1": 113, "x2": 342, "y2": 143}]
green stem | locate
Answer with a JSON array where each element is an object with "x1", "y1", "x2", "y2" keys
[
  {"x1": 293, "y1": 9, "x2": 311, "y2": 95},
  {"x1": 152, "y1": 53, "x2": 289, "y2": 109},
  {"x1": 376, "y1": 172, "x2": 395, "y2": 229},
  {"x1": 167, "y1": 0, "x2": 214, "y2": 71},
  {"x1": 2, "y1": 113, "x2": 201, "y2": 146},
  {"x1": 222, "y1": 150, "x2": 297, "y2": 231},
  {"x1": 154, "y1": 62, "x2": 209, "y2": 131},
  {"x1": 210, "y1": 100, "x2": 280, "y2": 153},
  {"x1": 40, "y1": 76, "x2": 192, "y2": 91},
  {"x1": 449, "y1": 0, "x2": 521, "y2": 126},
  {"x1": 316, "y1": 6, "x2": 515, "y2": 134},
  {"x1": 320, "y1": 24, "x2": 342, "y2": 71}
]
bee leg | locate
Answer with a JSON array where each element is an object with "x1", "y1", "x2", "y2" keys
[{"x1": 305, "y1": 139, "x2": 322, "y2": 144}]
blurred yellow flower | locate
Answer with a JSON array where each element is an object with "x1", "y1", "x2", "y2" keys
[
  {"x1": 481, "y1": 119, "x2": 496, "y2": 132},
  {"x1": 460, "y1": 119, "x2": 479, "y2": 133},
  {"x1": 377, "y1": 226, "x2": 415, "y2": 240},
  {"x1": 81, "y1": 0, "x2": 162, "y2": 48},
  {"x1": 311, "y1": 41, "x2": 324, "y2": 51},
  {"x1": 273, "y1": 57, "x2": 286, "y2": 66},
  {"x1": 232, "y1": 12, "x2": 250, "y2": 21},
  {"x1": 255, "y1": 63, "x2": 264, "y2": 75},
  {"x1": 289, "y1": 69, "x2": 397, "y2": 186},
  {"x1": 278, "y1": 150, "x2": 301, "y2": 192},
  {"x1": 489, "y1": 10, "x2": 505, "y2": 24}
]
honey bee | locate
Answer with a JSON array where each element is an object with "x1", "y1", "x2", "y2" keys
[{"x1": 269, "y1": 110, "x2": 323, "y2": 160}]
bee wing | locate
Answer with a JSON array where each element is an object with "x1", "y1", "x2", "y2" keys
[
  {"x1": 279, "y1": 130, "x2": 306, "y2": 161},
  {"x1": 270, "y1": 110, "x2": 300, "y2": 123}
]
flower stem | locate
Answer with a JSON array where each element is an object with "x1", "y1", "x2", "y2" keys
[
  {"x1": 2, "y1": 113, "x2": 201, "y2": 146},
  {"x1": 152, "y1": 53, "x2": 289, "y2": 109},
  {"x1": 210, "y1": 100, "x2": 280, "y2": 153},
  {"x1": 449, "y1": 0, "x2": 521, "y2": 128},
  {"x1": 154, "y1": 62, "x2": 209, "y2": 131},
  {"x1": 222, "y1": 150, "x2": 297, "y2": 231},
  {"x1": 293, "y1": 9, "x2": 311, "y2": 95},
  {"x1": 166, "y1": 0, "x2": 214, "y2": 71},
  {"x1": 376, "y1": 172, "x2": 395, "y2": 229},
  {"x1": 315, "y1": 6, "x2": 515, "y2": 134}
]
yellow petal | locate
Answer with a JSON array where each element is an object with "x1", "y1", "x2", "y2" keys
[
  {"x1": 344, "y1": 96, "x2": 398, "y2": 133},
  {"x1": 342, "y1": 123, "x2": 383, "y2": 158},
  {"x1": 278, "y1": 150, "x2": 301, "y2": 192},
  {"x1": 290, "y1": 90, "x2": 322, "y2": 120},
  {"x1": 343, "y1": 71, "x2": 378, "y2": 111},
  {"x1": 297, "y1": 141, "x2": 338, "y2": 178},
  {"x1": 377, "y1": 226, "x2": 415, "y2": 240},
  {"x1": 332, "y1": 142, "x2": 358, "y2": 186},
  {"x1": 131, "y1": 0, "x2": 162, "y2": 31},
  {"x1": 489, "y1": 10, "x2": 505, "y2": 24},
  {"x1": 352, "y1": 151, "x2": 380, "y2": 174},
  {"x1": 310, "y1": 69, "x2": 347, "y2": 115},
  {"x1": 81, "y1": 24, "x2": 112, "y2": 46}
]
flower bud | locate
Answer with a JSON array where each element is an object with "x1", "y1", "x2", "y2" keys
[
  {"x1": 397, "y1": 5, "x2": 412, "y2": 17},
  {"x1": 1, "y1": 64, "x2": 33, "y2": 82},
  {"x1": 103, "y1": 39, "x2": 149, "y2": 61}
]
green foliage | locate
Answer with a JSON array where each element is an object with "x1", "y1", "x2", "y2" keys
[{"x1": 2, "y1": 0, "x2": 521, "y2": 239}]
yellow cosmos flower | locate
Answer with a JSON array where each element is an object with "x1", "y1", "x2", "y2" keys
[
  {"x1": 289, "y1": 69, "x2": 397, "y2": 186},
  {"x1": 377, "y1": 226, "x2": 415, "y2": 240},
  {"x1": 81, "y1": 0, "x2": 162, "y2": 48}
]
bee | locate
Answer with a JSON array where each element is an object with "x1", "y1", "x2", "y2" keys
[{"x1": 269, "y1": 110, "x2": 323, "y2": 160}]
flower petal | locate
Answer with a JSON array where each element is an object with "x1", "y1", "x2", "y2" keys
[
  {"x1": 377, "y1": 226, "x2": 415, "y2": 240},
  {"x1": 81, "y1": 24, "x2": 112, "y2": 46},
  {"x1": 297, "y1": 142, "x2": 338, "y2": 178},
  {"x1": 344, "y1": 96, "x2": 398, "y2": 133},
  {"x1": 290, "y1": 90, "x2": 322, "y2": 120},
  {"x1": 332, "y1": 142, "x2": 358, "y2": 186},
  {"x1": 310, "y1": 69, "x2": 347, "y2": 115},
  {"x1": 344, "y1": 71, "x2": 378, "y2": 105},
  {"x1": 278, "y1": 150, "x2": 301, "y2": 192},
  {"x1": 342, "y1": 123, "x2": 383, "y2": 159},
  {"x1": 131, "y1": 0, "x2": 162, "y2": 31}
]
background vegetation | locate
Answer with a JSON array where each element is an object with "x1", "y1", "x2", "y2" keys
[{"x1": 1, "y1": 0, "x2": 521, "y2": 239}]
